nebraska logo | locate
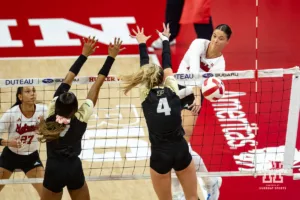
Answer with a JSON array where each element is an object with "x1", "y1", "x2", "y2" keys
[
  {"x1": 16, "y1": 123, "x2": 37, "y2": 135},
  {"x1": 233, "y1": 146, "x2": 300, "y2": 191},
  {"x1": 262, "y1": 162, "x2": 284, "y2": 184},
  {"x1": 0, "y1": 17, "x2": 136, "y2": 48}
]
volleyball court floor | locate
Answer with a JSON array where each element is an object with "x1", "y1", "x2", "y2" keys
[{"x1": 0, "y1": 0, "x2": 300, "y2": 199}]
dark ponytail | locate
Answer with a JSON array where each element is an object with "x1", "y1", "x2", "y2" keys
[
  {"x1": 55, "y1": 92, "x2": 78, "y2": 118},
  {"x1": 215, "y1": 24, "x2": 232, "y2": 40},
  {"x1": 11, "y1": 87, "x2": 23, "y2": 108},
  {"x1": 37, "y1": 92, "x2": 78, "y2": 143}
]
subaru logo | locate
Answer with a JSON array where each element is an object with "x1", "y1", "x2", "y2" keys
[
  {"x1": 42, "y1": 79, "x2": 54, "y2": 84},
  {"x1": 202, "y1": 73, "x2": 214, "y2": 78}
]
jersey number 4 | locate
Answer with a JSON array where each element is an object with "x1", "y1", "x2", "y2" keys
[{"x1": 157, "y1": 97, "x2": 171, "y2": 116}]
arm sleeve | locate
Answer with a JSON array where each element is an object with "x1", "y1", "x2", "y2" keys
[
  {"x1": 69, "y1": 54, "x2": 87, "y2": 76},
  {"x1": 53, "y1": 83, "x2": 71, "y2": 98},
  {"x1": 162, "y1": 40, "x2": 172, "y2": 69},
  {"x1": 98, "y1": 56, "x2": 115, "y2": 76},
  {"x1": 139, "y1": 43, "x2": 150, "y2": 67}
]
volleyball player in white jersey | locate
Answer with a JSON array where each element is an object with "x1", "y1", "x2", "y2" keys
[
  {"x1": 0, "y1": 86, "x2": 47, "y2": 197},
  {"x1": 174, "y1": 24, "x2": 232, "y2": 200}
]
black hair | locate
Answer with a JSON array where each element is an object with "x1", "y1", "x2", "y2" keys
[
  {"x1": 55, "y1": 92, "x2": 78, "y2": 118},
  {"x1": 215, "y1": 24, "x2": 232, "y2": 40},
  {"x1": 12, "y1": 87, "x2": 23, "y2": 108}
]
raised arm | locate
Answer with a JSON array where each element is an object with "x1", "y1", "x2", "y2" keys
[
  {"x1": 157, "y1": 23, "x2": 173, "y2": 79},
  {"x1": 130, "y1": 26, "x2": 151, "y2": 67},
  {"x1": 87, "y1": 38, "x2": 125, "y2": 106},
  {"x1": 54, "y1": 36, "x2": 98, "y2": 97}
]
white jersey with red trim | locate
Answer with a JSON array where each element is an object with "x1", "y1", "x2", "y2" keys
[
  {"x1": 177, "y1": 39, "x2": 225, "y2": 74},
  {"x1": 0, "y1": 104, "x2": 48, "y2": 155}
]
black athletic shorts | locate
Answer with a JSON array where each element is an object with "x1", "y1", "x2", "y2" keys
[
  {"x1": 43, "y1": 157, "x2": 85, "y2": 193},
  {"x1": 178, "y1": 85, "x2": 204, "y2": 112},
  {"x1": 0, "y1": 147, "x2": 43, "y2": 174},
  {"x1": 150, "y1": 138, "x2": 192, "y2": 174}
]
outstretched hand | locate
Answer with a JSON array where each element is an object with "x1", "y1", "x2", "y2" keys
[
  {"x1": 82, "y1": 36, "x2": 98, "y2": 57},
  {"x1": 156, "y1": 23, "x2": 171, "y2": 40},
  {"x1": 130, "y1": 26, "x2": 151, "y2": 44},
  {"x1": 188, "y1": 87, "x2": 202, "y2": 115},
  {"x1": 108, "y1": 37, "x2": 126, "y2": 58}
]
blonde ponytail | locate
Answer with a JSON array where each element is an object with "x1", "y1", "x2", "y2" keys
[{"x1": 120, "y1": 64, "x2": 163, "y2": 94}]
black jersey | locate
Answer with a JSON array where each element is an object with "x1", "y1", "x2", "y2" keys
[
  {"x1": 46, "y1": 84, "x2": 94, "y2": 159},
  {"x1": 141, "y1": 76, "x2": 185, "y2": 145}
]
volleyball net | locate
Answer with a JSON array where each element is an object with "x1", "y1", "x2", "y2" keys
[{"x1": 0, "y1": 66, "x2": 299, "y2": 184}]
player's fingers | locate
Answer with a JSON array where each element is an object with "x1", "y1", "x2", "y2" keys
[
  {"x1": 191, "y1": 106, "x2": 197, "y2": 114},
  {"x1": 118, "y1": 40, "x2": 123, "y2": 47},
  {"x1": 132, "y1": 29, "x2": 138, "y2": 36},
  {"x1": 188, "y1": 103, "x2": 195, "y2": 109},
  {"x1": 193, "y1": 107, "x2": 199, "y2": 115},
  {"x1": 137, "y1": 25, "x2": 141, "y2": 33},
  {"x1": 163, "y1": 22, "x2": 166, "y2": 31},
  {"x1": 119, "y1": 47, "x2": 126, "y2": 52},
  {"x1": 93, "y1": 46, "x2": 99, "y2": 52},
  {"x1": 195, "y1": 106, "x2": 200, "y2": 114},
  {"x1": 82, "y1": 37, "x2": 87, "y2": 44},
  {"x1": 92, "y1": 38, "x2": 98, "y2": 46}
]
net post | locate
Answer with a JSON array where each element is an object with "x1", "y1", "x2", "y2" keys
[{"x1": 283, "y1": 69, "x2": 300, "y2": 170}]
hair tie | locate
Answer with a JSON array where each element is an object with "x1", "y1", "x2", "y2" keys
[{"x1": 56, "y1": 115, "x2": 71, "y2": 125}]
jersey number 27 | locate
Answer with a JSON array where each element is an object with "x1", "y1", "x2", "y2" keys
[{"x1": 157, "y1": 97, "x2": 171, "y2": 116}]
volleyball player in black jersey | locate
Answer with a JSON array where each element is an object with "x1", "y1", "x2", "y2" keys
[
  {"x1": 121, "y1": 24, "x2": 198, "y2": 200},
  {"x1": 37, "y1": 37, "x2": 125, "y2": 200}
]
